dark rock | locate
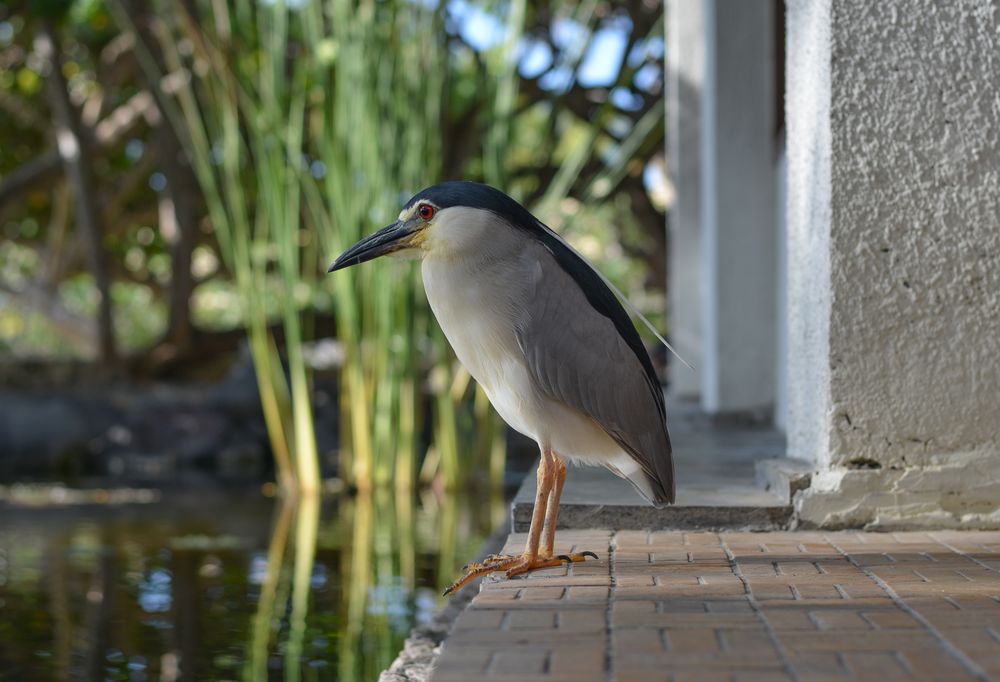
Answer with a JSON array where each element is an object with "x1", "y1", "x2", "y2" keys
[
  {"x1": 0, "y1": 392, "x2": 119, "y2": 476},
  {"x1": 0, "y1": 341, "x2": 340, "y2": 482}
]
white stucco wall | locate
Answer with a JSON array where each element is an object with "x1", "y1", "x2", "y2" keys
[{"x1": 789, "y1": 0, "x2": 1000, "y2": 528}]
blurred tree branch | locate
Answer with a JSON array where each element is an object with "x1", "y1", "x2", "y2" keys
[
  {"x1": 35, "y1": 20, "x2": 118, "y2": 365},
  {"x1": 441, "y1": 0, "x2": 666, "y2": 290}
]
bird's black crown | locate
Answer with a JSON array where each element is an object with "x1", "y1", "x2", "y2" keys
[{"x1": 404, "y1": 181, "x2": 542, "y2": 233}]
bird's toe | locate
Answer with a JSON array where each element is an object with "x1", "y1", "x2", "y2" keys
[
  {"x1": 444, "y1": 553, "x2": 522, "y2": 596},
  {"x1": 445, "y1": 550, "x2": 601, "y2": 595}
]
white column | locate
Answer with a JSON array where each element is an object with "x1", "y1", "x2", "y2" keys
[
  {"x1": 774, "y1": 143, "x2": 789, "y2": 432},
  {"x1": 700, "y1": 0, "x2": 777, "y2": 415},
  {"x1": 666, "y1": 0, "x2": 705, "y2": 399},
  {"x1": 785, "y1": 0, "x2": 831, "y2": 464}
]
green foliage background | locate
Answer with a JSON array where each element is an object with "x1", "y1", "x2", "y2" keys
[{"x1": 0, "y1": 0, "x2": 668, "y2": 491}]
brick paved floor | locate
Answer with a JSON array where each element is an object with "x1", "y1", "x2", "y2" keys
[{"x1": 429, "y1": 530, "x2": 1000, "y2": 682}]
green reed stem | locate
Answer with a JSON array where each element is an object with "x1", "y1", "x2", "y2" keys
[
  {"x1": 284, "y1": 494, "x2": 320, "y2": 682},
  {"x1": 244, "y1": 499, "x2": 294, "y2": 682}
]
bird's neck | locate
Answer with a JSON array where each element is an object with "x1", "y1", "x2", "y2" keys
[{"x1": 423, "y1": 233, "x2": 527, "y2": 270}]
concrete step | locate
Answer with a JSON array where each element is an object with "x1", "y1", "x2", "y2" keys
[
  {"x1": 511, "y1": 464, "x2": 791, "y2": 532},
  {"x1": 511, "y1": 397, "x2": 794, "y2": 531},
  {"x1": 755, "y1": 457, "x2": 814, "y2": 502}
]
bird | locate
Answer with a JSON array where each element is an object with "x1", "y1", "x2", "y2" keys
[{"x1": 328, "y1": 181, "x2": 673, "y2": 595}]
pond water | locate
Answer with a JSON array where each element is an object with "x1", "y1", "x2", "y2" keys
[{"x1": 0, "y1": 486, "x2": 503, "y2": 681}]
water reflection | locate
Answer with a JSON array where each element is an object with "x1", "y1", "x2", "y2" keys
[{"x1": 0, "y1": 486, "x2": 497, "y2": 681}]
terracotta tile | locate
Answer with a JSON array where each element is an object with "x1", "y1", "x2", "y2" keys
[{"x1": 429, "y1": 529, "x2": 1000, "y2": 682}]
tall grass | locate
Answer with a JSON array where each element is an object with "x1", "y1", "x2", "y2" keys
[
  {"x1": 123, "y1": 0, "x2": 520, "y2": 493},
  {"x1": 118, "y1": 0, "x2": 319, "y2": 493}
]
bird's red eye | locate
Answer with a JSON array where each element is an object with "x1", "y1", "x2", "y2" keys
[{"x1": 418, "y1": 204, "x2": 435, "y2": 220}]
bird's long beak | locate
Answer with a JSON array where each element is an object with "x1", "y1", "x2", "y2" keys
[{"x1": 328, "y1": 220, "x2": 415, "y2": 273}]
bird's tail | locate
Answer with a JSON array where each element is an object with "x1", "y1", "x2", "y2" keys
[{"x1": 605, "y1": 455, "x2": 674, "y2": 509}]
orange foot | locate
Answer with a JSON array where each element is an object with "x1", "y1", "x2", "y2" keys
[{"x1": 443, "y1": 550, "x2": 599, "y2": 596}]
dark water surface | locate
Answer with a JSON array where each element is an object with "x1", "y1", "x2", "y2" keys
[{"x1": 0, "y1": 486, "x2": 501, "y2": 681}]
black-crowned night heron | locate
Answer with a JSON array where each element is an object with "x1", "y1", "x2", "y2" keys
[{"x1": 329, "y1": 181, "x2": 673, "y2": 594}]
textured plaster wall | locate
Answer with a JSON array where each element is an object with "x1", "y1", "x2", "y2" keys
[{"x1": 791, "y1": 0, "x2": 1000, "y2": 527}]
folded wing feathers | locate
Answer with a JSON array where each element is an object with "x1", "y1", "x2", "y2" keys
[{"x1": 536, "y1": 220, "x2": 693, "y2": 371}]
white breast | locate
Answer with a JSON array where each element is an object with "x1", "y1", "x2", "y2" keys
[{"x1": 421, "y1": 251, "x2": 542, "y2": 440}]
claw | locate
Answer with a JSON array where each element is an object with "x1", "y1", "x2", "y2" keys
[{"x1": 556, "y1": 551, "x2": 600, "y2": 563}]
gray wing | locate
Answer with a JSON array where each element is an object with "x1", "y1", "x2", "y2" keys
[{"x1": 515, "y1": 246, "x2": 675, "y2": 505}]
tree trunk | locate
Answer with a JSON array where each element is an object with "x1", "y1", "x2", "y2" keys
[
  {"x1": 121, "y1": 0, "x2": 201, "y2": 354},
  {"x1": 35, "y1": 22, "x2": 118, "y2": 365},
  {"x1": 156, "y1": 123, "x2": 199, "y2": 351}
]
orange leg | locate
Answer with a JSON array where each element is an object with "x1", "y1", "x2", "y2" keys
[
  {"x1": 541, "y1": 457, "x2": 567, "y2": 558},
  {"x1": 523, "y1": 448, "x2": 557, "y2": 559},
  {"x1": 444, "y1": 450, "x2": 597, "y2": 596}
]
